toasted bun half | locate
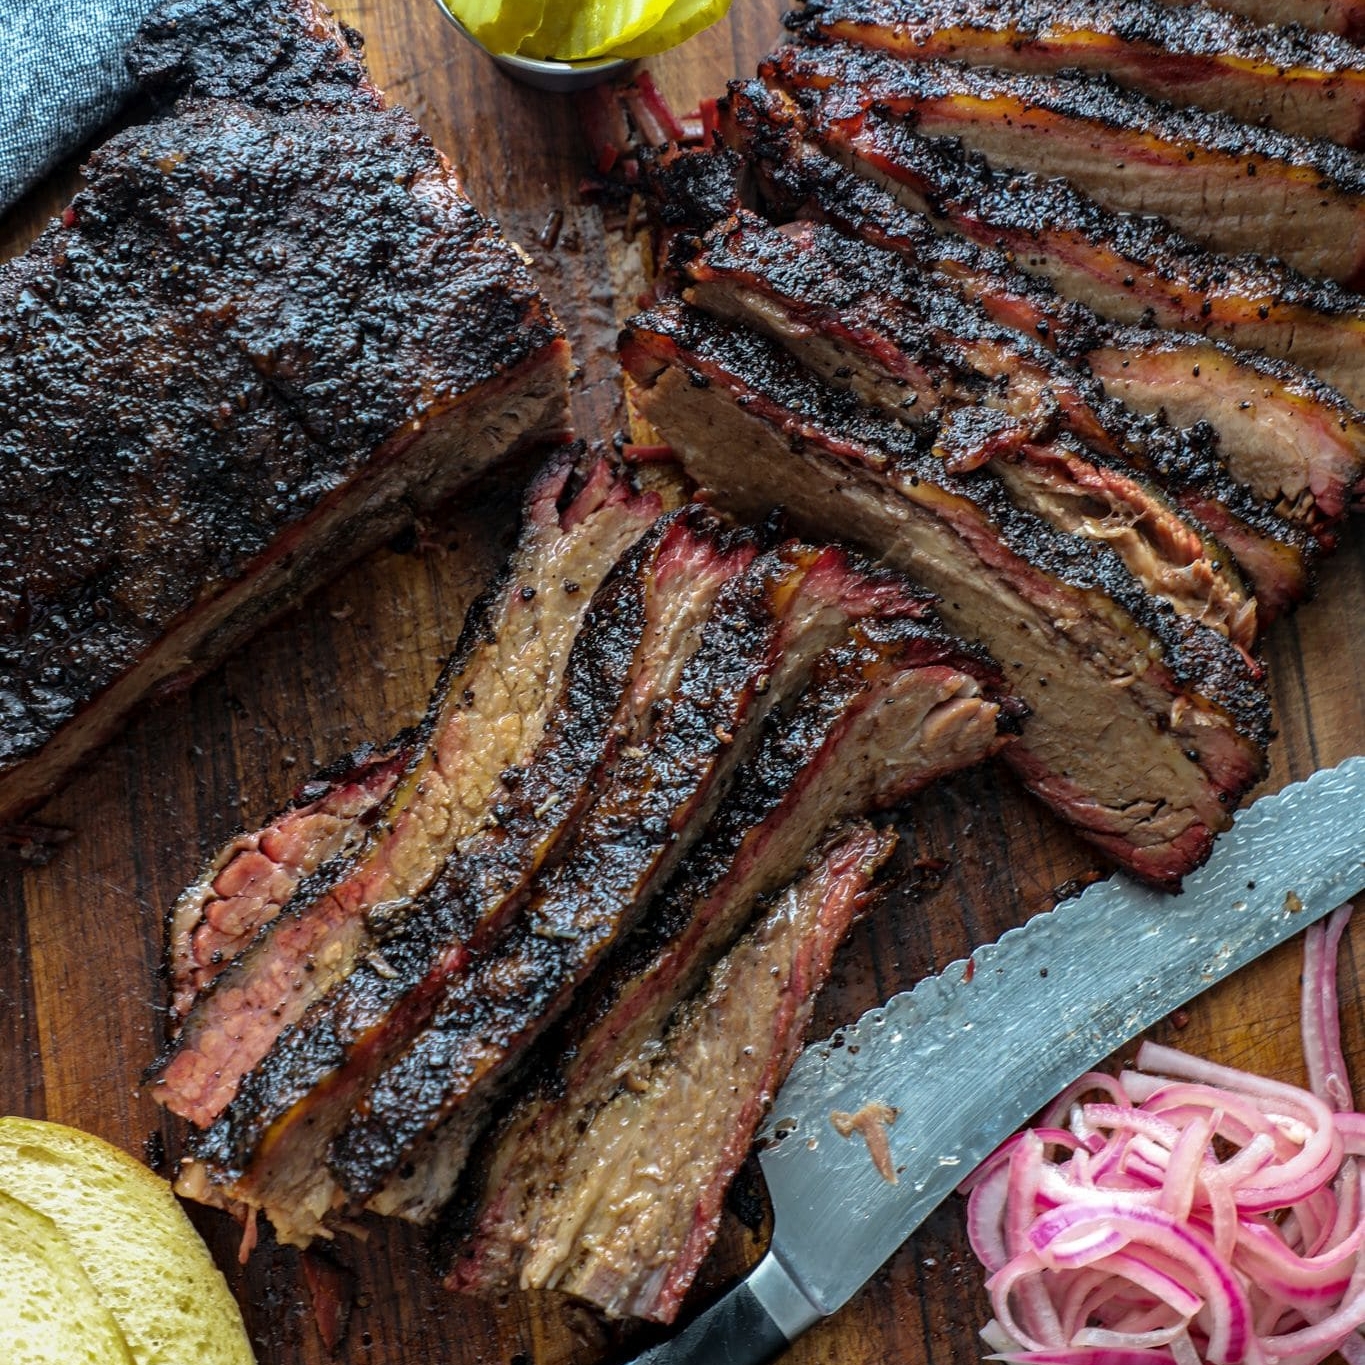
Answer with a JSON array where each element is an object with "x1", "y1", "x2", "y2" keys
[
  {"x1": 0, "y1": 1188, "x2": 137, "y2": 1364},
  {"x1": 0, "y1": 1119, "x2": 254, "y2": 1365}
]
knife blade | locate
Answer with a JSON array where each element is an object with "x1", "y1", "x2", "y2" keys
[{"x1": 625, "y1": 753, "x2": 1365, "y2": 1365}]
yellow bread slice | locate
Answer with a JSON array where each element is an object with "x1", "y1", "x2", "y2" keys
[
  {"x1": 0, "y1": 1119, "x2": 254, "y2": 1365},
  {"x1": 0, "y1": 1189, "x2": 136, "y2": 1365}
]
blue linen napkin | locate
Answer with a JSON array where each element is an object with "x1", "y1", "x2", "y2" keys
[{"x1": 1, "y1": 0, "x2": 161, "y2": 212}]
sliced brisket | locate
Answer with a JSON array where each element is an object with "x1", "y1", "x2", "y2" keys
[
  {"x1": 163, "y1": 452, "x2": 668, "y2": 1027},
  {"x1": 788, "y1": 0, "x2": 1365, "y2": 147},
  {"x1": 719, "y1": 80, "x2": 1356, "y2": 574},
  {"x1": 767, "y1": 43, "x2": 1365, "y2": 284},
  {"x1": 456, "y1": 825, "x2": 897, "y2": 1322},
  {"x1": 1080, "y1": 331, "x2": 1363, "y2": 542},
  {"x1": 176, "y1": 506, "x2": 763, "y2": 1246},
  {"x1": 333, "y1": 541, "x2": 937, "y2": 1229},
  {"x1": 676, "y1": 213, "x2": 1260, "y2": 648},
  {"x1": 447, "y1": 619, "x2": 1013, "y2": 1307},
  {"x1": 151, "y1": 459, "x2": 682, "y2": 1131},
  {"x1": 0, "y1": 0, "x2": 571, "y2": 824},
  {"x1": 751, "y1": 79, "x2": 1365, "y2": 409},
  {"x1": 622, "y1": 302, "x2": 1270, "y2": 885}
]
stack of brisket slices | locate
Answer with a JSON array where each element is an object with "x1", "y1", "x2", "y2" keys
[
  {"x1": 152, "y1": 445, "x2": 1020, "y2": 1322},
  {"x1": 622, "y1": 0, "x2": 1365, "y2": 888},
  {"x1": 142, "y1": 0, "x2": 1365, "y2": 1331}
]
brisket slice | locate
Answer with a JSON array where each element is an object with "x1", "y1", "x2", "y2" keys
[
  {"x1": 719, "y1": 80, "x2": 1356, "y2": 572},
  {"x1": 1155, "y1": 0, "x2": 1365, "y2": 43},
  {"x1": 767, "y1": 43, "x2": 1365, "y2": 285},
  {"x1": 1079, "y1": 332, "x2": 1363, "y2": 541},
  {"x1": 458, "y1": 824, "x2": 897, "y2": 1322},
  {"x1": 175, "y1": 509, "x2": 763, "y2": 1246},
  {"x1": 446, "y1": 619, "x2": 1013, "y2": 1307},
  {"x1": 151, "y1": 477, "x2": 718, "y2": 1131},
  {"x1": 754, "y1": 80, "x2": 1365, "y2": 412},
  {"x1": 163, "y1": 452, "x2": 676, "y2": 1026},
  {"x1": 787, "y1": 0, "x2": 1365, "y2": 148},
  {"x1": 676, "y1": 212, "x2": 1259, "y2": 650},
  {"x1": 622, "y1": 302, "x2": 1270, "y2": 885},
  {"x1": 332, "y1": 541, "x2": 936, "y2": 1228},
  {"x1": 167, "y1": 743, "x2": 409, "y2": 1025},
  {"x1": 0, "y1": 0, "x2": 570, "y2": 825}
]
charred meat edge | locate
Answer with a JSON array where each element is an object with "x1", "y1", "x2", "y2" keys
[
  {"x1": 329, "y1": 541, "x2": 937, "y2": 1231},
  {"x1": 676, "y1": 212, "x2": 1258, "y2": 652},
  {"x1": 1151, "y1": 0, "x2": 1365, "y2": 44},
  {"x1": 479, "y1": 823, "x2": 896, "y2": 1323},
  {"x1": 788, "y1": 0, "x2": 1365, "y2": 147},
  {"x1": 130, "y1": 0, "x2": 384, "y2": 115},
  {"x1": 717, "y1": 80, "x2": 1355, "y2": 570},
  {"x1": 766, "y1": 43, "x2": 1365, "y2": 285},
  {"x1": 446, "y1": 619, "x2": 1012, "y2": 1304},
  {"x1": 149, "y1": 483, "x2": 733, "y2": 1130},
  {"x1": 177, "y1": 514, "x2": 764, "y2": 1243},
  {"x1": 622, "y1": 303, "x2": 1270, "y2": 885},
  {"x1": 165, "y1": 451, "x2": 667, "y2": 1025}
]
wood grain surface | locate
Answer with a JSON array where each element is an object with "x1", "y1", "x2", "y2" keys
[{"x1": 2, "y1": 4, "x2": 1364, "y2": 1362}]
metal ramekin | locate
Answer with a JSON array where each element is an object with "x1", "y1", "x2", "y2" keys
[{"x1": 433, "y1": 2, "x2": 632, "y2": 91}]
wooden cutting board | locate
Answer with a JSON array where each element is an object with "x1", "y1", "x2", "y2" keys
[{"x1": 2, "y1": 3, "x2": 1364, "y2": 1361}]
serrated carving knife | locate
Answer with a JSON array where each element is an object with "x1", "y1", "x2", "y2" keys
[{"x1": 626, "y1": 754, "x2": 1365, "y2": 1365}]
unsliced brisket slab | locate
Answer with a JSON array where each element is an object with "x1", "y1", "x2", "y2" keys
[
  {"x1": 767, "y1": 43, "x2": 1365, "y2": 285},
  {"x1": 677, "y1": 212, "x2": 1259, "y2": 649},
  {"x1": 718, "y1": 81, "x2": 1352, "y2": 578},
  {"x1": 462, "y1": 824, "x2": 896, "y2": 1322},
  {"x1": 622, "y1": 302, "x2": 1270, "y2": 885},
  {"x1": 447, "y1": 619, "x2": 1013, "y2": 1307},
  {"x1": 151, "y1": 456, "x2": 674, "y2": 1129},
  {"x1": 334, "y1": 540, "x2": 935, "y2": 1227},
  {"x1": 788, "y1": 0, "x2": 1365, "y2": 147},
  {"x1": 0, "y1": 0, "x2": 570, "y2": 825},
  {"x1": 754, "y1": 80, "x2": 1365, "y2": 410},
  {"x1": 176, "y1": 506, "x2": 761, "y2": 1246}
]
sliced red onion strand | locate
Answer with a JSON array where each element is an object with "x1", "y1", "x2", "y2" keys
[
  {"x1": 1337, "y1": 1112, "x2": 1365, "y2": 1156},
  {"x1": 1042, "y1": 1074, "x2": 1137, "y2": 1131},
  {"x1": 1339, "y1": 1332, "x2": 1365, "y2": 1365},
  {"x1": 967, "y1": 904, "x2": 1361, "y2": 1364},
  {"x1": 1303, "y1": 907, "x2": 1355, "y2": 1114}
]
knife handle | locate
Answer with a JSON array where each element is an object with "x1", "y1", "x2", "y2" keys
[
  {"x1": 623, "y1": 1253, "x2": 822, "y2": 1365},
  {"x1": 624, "y1": 1280, "x2": 790, "y2": 1365}
]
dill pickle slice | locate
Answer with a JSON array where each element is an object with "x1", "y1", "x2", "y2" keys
[
  {"x1": 445, "y1": 0, "x2": 547, "y2": 55},
  {"x1": 519, "y1": 0, "x2": 673, "y2": 61},
  {"x1": 604, "y1": 0, "x2": 730, "y2": 56}
]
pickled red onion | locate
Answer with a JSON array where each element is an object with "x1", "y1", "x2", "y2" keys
[{"x1": 963, "y1": 904, "x2": 1364, "y2": 1365}]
